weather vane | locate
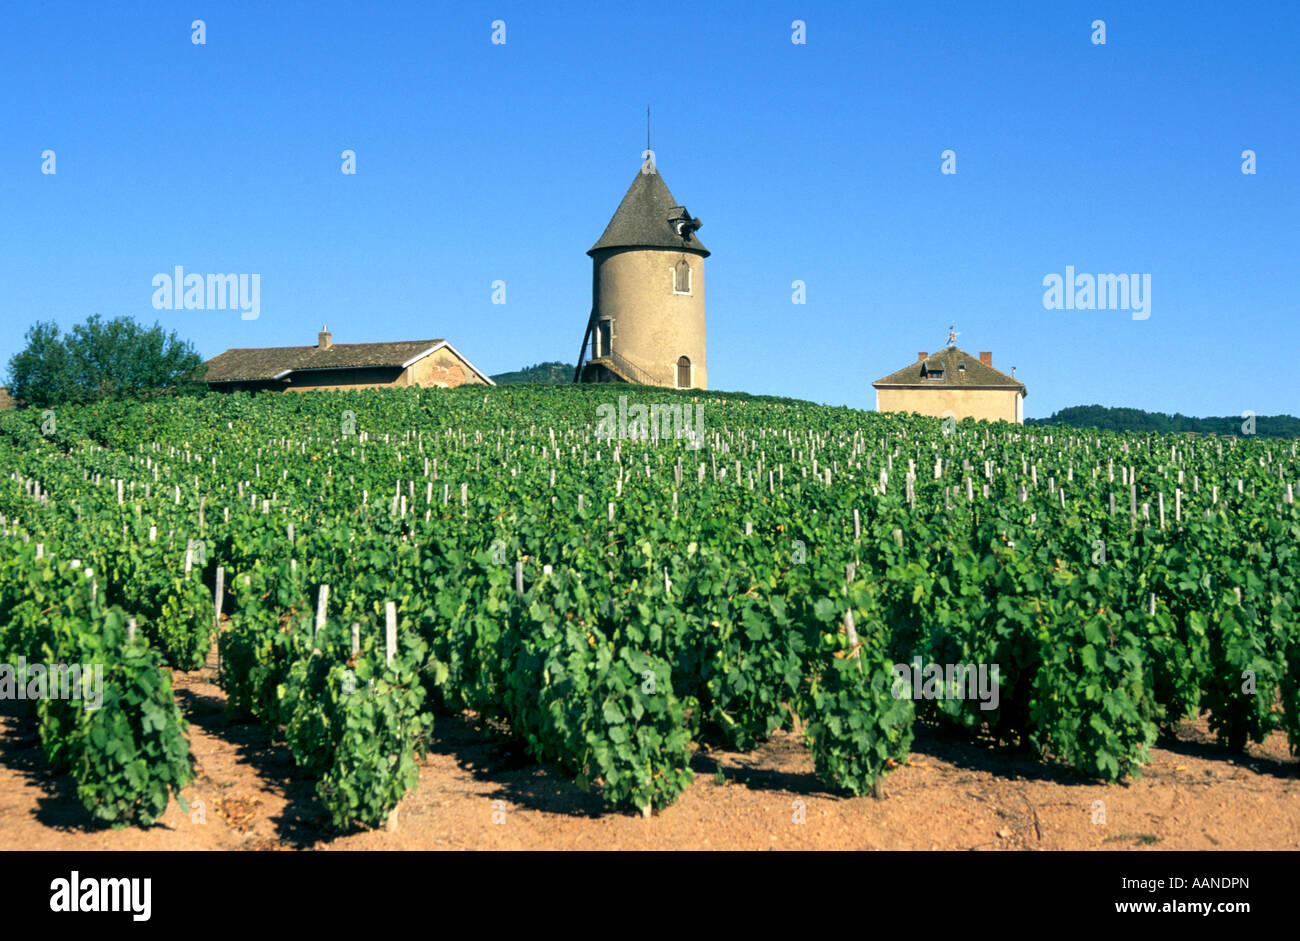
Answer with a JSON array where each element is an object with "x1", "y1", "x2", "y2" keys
[{"x1": 947, "y1": 323, "x2": 960, "y2": 347}]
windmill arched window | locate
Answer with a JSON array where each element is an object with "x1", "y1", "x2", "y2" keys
[
  {"x1": 673, "y1": 259, "x2": 692, "y2": 295},
  {"x1": 676, "y1": 356, "x2": 692, "y2": 389}
]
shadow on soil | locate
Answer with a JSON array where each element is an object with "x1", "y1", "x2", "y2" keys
[
  {"x1": 0, "y1": 697, "x2": 122, "y2": 833},
  {"x1": 172, "y1": 681, "x2": 327, "y2": 848},
  {"x1": 906, "y1": 720, "x2": 1296, "y2": 785},
  {"x1": 1155, "y1": 723, "x2": 1296, "y2": 779},
  {"x1": 427, "y1": 712, "x2": 609, "y2": 818}
]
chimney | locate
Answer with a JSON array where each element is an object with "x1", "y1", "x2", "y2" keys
[
  {"x1": 979, "y1": 352, "x2": 992, "y2": 367},
  {"x1": 318, "y1": 326, "x2": 332, "y2": 350},
  {"x1": 917, "y1": 352, "x2": 928, "y2": 362}
]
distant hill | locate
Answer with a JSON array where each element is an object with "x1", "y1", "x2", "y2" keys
[
  {"x1": 1027, "y1": 405, "x2": 1300, "y2": 438},
  {"x1": 490, "y1": 362, "x2": 574, "y2": 385}
]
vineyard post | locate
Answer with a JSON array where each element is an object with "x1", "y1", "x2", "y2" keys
[
  {"x1": 214, "y1": 566, "x2": 225, "y2": 660},
  {"x1": 315, "y1": 584, "x2": 329, "y2": 647},
  {"x1": 385, "y1": 601, "x2": 396, "y2": 665},
  {"x1": 385, "y1": 603, "x2": 398, "y2": 833}
]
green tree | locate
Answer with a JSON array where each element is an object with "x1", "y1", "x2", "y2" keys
[
  {"x1": 6, "y1": 321, "x2": 71, "y2": 408},
  {"x1": 7, "y1": 315, "x2": 206, "y2": 407}
]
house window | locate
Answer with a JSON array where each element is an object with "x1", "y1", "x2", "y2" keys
[
  {"x1": 676, "y1": 356, "x2": 691, "y2": 389},
  {"x1": 673, "y1": 260, "x2": 691, "y2": 295},
  {"x1": 923, "y1": 365, "x2": 944, "y2": 381},
  {"x1": 595, "y1": 320, "x2": 612, "y2": 358}
]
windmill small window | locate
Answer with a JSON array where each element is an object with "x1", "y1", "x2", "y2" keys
[
  {"x1": 673, "y1": 258, "x2": 692, "y2": 295},
  {"x1": 677, "y1": 356, "x2": 692, "y2": 389}
]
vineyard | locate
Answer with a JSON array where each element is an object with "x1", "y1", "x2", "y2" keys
[{"x1": 0, "y1": 385, "x2": 1297, "y2": 831}]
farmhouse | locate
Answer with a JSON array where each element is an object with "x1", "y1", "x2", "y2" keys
[
  {"x1": 201, "y1": 328, "x2": 493, "y2": 393},
  {"x1": 575, "y1": 157, "x2": 709, "y2": 389},
  {"x1": 874, "y1": 331, "x2": 1026, "y2": 424}
]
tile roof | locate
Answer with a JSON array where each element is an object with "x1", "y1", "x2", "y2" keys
[
  {"x1": 873, "y1": 345, "x2": 1027, "y2": 397},
  {"x1": 589, "y1": 167, "x2": 710, "y2": 257},
  {"x1": 202, "y1": 339, "x2": 445, "y2": 382}
]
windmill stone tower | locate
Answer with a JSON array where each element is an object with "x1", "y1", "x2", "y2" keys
[{"x1": 575, "y1": 158, "x2": 709, "y2": 389}]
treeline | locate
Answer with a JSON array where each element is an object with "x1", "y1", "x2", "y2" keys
[
  {"x1": 1028, "y1": 405, "x2": 1300, "y2": 439},
  {"x1": 6, "y1": 315, "x2": 205, "y2": 408},
  {"x1": 490, "y1": 361, "x2": 573, "y2": 385}
]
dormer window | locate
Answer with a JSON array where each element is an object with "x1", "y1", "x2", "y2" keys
[
  {"x1": 673, "y1": 259, "x2": 692, "y2": 295},
  {"x1": 667, "y1": 206, "x2": 702, "y2": 242},
  {"x1": 923, "y1": 364, "x2": 944, "y2": 381}
]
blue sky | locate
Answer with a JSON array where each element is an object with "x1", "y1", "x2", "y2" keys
[{"x1": 1, "y1": 1, "x2": 1296, "y2": 417}]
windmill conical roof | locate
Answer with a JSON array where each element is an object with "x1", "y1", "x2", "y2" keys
[{"x1": 588, "y1": 167, "x2": 709, "y2": 257}]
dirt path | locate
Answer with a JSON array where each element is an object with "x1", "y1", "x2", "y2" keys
[{"x1": 2, "y1": 646, "x2": 1296, "y2": 851}]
